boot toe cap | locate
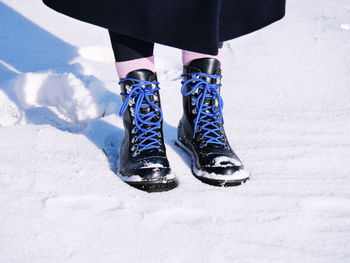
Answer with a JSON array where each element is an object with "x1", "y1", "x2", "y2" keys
[{"x1": 194, "y1": 155, "x2": 249, "y2": 182}]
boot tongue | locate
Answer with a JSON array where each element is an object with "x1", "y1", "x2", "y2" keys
[
  {"x1": 126, "y1": 69, "x2": 156, "y2": 82},
  {"x1": 188, "y1": 58, "x2": 221, "y2": 108},
  {"x1": 126, "y1": 69, "x2": 158, "y2": 115},
  {"x1": 188, "y1": 59, "x2": 222, "y2": 126},
  {"x1": 188, "y1": 58, "x2": 221, "y2": 76}
]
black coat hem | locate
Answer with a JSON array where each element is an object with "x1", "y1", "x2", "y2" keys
[{"x1": 42, "y1": 0, "x2": 286, "y2": 55}]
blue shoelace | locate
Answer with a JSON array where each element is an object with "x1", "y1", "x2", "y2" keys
[
  {"x1": 119, "y1": 78, "x2": 163, "y2": 154},
  {"x1": 181, "y1": 72, "x2": 226, "y2": 146}
]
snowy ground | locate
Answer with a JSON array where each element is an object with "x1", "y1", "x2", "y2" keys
[{"x1": 1, "y1": 0, "x2": 350, "y2": 262}]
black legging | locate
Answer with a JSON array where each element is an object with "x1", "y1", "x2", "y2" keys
[{"x1": 109, "y1": 31, "x2": 223, "y2": 62}]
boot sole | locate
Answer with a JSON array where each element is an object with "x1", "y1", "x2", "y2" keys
[
  {"x1": 175, "y1": 137, "x2": 249, "y2": 187},
  {"x1": 104, "y1": 145, "x2": 178, "y2": 193},
  {"x1": 122, "y1": 179, "x2": 178, "y2": 193},
  {"x1": 116, "y1": 163, "x2": 178, "y2": 192},
  {"x1": 116, "y1": 153, "x2": 178, "y2": 193}
]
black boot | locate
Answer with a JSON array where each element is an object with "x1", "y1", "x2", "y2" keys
[
  {"x1": 176, "y1": 58, "x2": 249, "y2": 186},
  {"x1": 117, "y1": 69, "x2": 177, "y2": 192}
]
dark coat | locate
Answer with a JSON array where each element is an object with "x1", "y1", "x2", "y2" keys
[{"x1": 43, "y1": 0, "x2": 285, "y2": 55}]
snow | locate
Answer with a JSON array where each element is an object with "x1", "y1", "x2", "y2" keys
[
  {"x1": 1, "y1": 0, "x2": 350, "y2": 262},
  {"x1": 211, "y1": 156, "x2": 243, "y2": 167},
  {"x1": 141, "y1": 162, "x2": 167, "y2": 169}
]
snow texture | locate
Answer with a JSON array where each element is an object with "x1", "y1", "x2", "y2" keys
[{"x1": 0, "y1": 0, "x2": 350, "y2": 262}]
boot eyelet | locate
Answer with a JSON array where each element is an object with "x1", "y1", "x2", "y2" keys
[
  {"x1": 132, "y1": 150, "x2": 139, "y2": 157},
  {"x1": 192, "y1": 108, "x2": 197, "y2": 114},
  {"x1": 125, "y1": 85, "x2": 132, "y2": 93},
  {"x1": 191, "y1": 97, "x2": 196, "y2": 106},
  {"x1": 131, "y1": 127, "x2": 137, "y2": 134},
  {"x1": 199, "y1": 142, "x2": 207, "y2": 148},
  {"x1": 131, "y1": 145, "x2": 139, "y2": 152},
  {"x1": 129, "y1": 98, "x2": 135, "y2": 106}
]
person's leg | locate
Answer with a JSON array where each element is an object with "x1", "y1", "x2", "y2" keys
[
  {"x1": 182, "y1": 42, "x2": 223, "y2": 66},
  {"x1": 176, "y1": 41, "x2": 249, "y2": 186},
  {"x1": 109, "y1": 31, "x2": 177, "y2": 192},
  {"x1": 109, "y1": 31, "x2": 155, "y2": 78}
]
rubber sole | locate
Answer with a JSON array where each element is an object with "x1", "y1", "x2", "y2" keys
[
  {"x1": 125, "y1": 179, "x2": 178, "y2": 193},
  {"x1": 116, "y1": 157, "x2": 177, "y2": 193},
  {"x1": 103, "y1": 141, "x2": 178, "y2": 193},
  {"x1": 193, "y1": 175, "x2": 247, "y2": 187},
  {"x1": 175, "y1": 138, "x2": 249, "y2": 187}
]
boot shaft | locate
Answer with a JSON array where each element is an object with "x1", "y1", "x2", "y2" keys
[
  {"x1": 119, "y1": 69, "x2": 166, "y2": 159},
  {"x1": 181, "y1": 58, "x2": 223, "y2": 126}
]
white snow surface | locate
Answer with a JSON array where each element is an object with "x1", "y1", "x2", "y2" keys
[{"x1": 1, "y1": 0, "x2": 350, "y2": 262}]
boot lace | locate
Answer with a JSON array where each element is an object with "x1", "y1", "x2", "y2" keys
[
  {"x1": 181, "y1": 72, "x2": 226, "y2": 147},
  {"x1": 119, "y1": 78, "x2": 163, "y2": 155}
]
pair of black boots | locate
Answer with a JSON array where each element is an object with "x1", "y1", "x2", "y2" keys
[{"x1": 117, "y1": 58, "x2": 249, "y2": 192}]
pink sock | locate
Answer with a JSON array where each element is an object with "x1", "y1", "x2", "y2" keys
[
  {"x1": 115, "y1": 56, "x2": 155, "y2": 79},
  {"x1": 182, "y1": 49, "x2": 222, "y2": 66}
]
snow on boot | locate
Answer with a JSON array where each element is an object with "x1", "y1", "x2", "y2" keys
[
  {"x1": 176, "y1": 58, "x2": 249, "y2": 186},
  {"x1": 118, "y1": 69, "x2": 177, "y2": 192}
]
